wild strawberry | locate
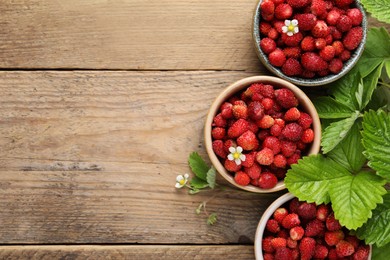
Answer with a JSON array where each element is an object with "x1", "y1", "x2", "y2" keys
[
  {"x1": 314, "y1": 245, "x2": 329, "y2": 259},
  {"x1": 257, "y1": 115, "x2": 275, "y2": 129},
  {"x1": 325, "y1": 230, "x2": 345, "y2": 246},
  {"x1": 301, "y1": 128, "x2": 314, "y2": 143},
  {"x1": 301, "y1": 52, "x2": 328, "y2": 72},
  {"x1": 287, "y1": 0, "x2": 310, "y2": 8},
  {"x1": 283, "y1": 47, "x2": 301, "y2": 59},
  {"x1": 274, "y1": 88, "x2": 298, "y2": 109},
  {"x1": 270, "y1": 124, "x2": 283, "y2": 137},
  {"x1": 263, "y1": 253, "x2": 274, "y2": 260},
  {"x1": 237, "y1": 130, "x2": 258, "y2": 151},
  {"x1": 248, "y1": 101, "x2": 265, "y2": 121},
  {"x1": 275, "y1": 3, "x2": 293, "y2": 20},
  {"x1": 268, "y1": 27, "x2": 279, "y2": 40},
  {"x1": 224, "y1": 139, "x2": 236, "y2": 153},
  {"x1": 273, "y1": 154, "x2": 287, "y2": 168},
  {"x1": 328, "y1": 248, "x2": 338, "y2": 260},
  {"x1": 311, "y1": 0, "x2": 327, "y2": 16},
  {"x1": 245, "y1": 163, "x2": 262, "y2": 179},
  {"x1": 318, "y1": 69, "x2": 330, "y2": 77},
  {"x1": 327, "y1": 9, "x2": 342, "y2": 25},
  {"x1": 213, "y1": 113, "x2": 227, "y2": 127},
  {"x1": 289, "y1": 198, "x2": 300, "y2": 213},
  {"x1": 282, "y1": 58, "x2": 303, "y2": 76},
  {"x1": 294, "y1": 13, "x2": 317, "y2": 31},
  {"x1": 329, "y1": 26, "x2": 342, "y2": 40},
  {"x1": 326, "y1": 213, "x2": 342, "y2": 231},
  {"x1": 274, "y1": 207, "x2": 288, "y2": 223},
  {"x1": 272, "y1": 0, "x2": 284, "y2": 4},
  {"x1": 278, "y1": 229, "x2": 290, "y2": 238},
  {"x1": 315, "y1": 38, "x2": 327, "y2": 50},
  {"x1": 263, "y1": 236, "x2": 275, "y2": 253},
  {"x1": 234, "y1": 171, "x2": 250, "y2": 186},
  {"x1": 263, "y1": 136, "x2": 282, "y2": 154},
  {"x1": 287, "y1": 151, "x2": 301, "y2": 165},
  {"x1": 248, "y1": 121, "x2": 259, "y2": 134},
  {"x1": 233, "y1": 100, "x2": 246, "y2": 106},
  {"x1": 227, "y1": 118, "x2": 249, "y2": 138},
  {"x1": 343, "y1": 27, "x2": 363, "y2": 51},
  {"x1": 298, "y1": 112, "x2": 312, "y2": 129},
  {"x1": 297, "y1": 202, "x2": 316, "y2": 220},
  {"x1": 301, "y1": 36, "x2": 316, "y2": 51},
  {"x1": 259, "y1": 172, "x2": 278, "y2": 189},
  {"x1": 287, "y1": 237, "x2": 298, "y2": 249},
  {"x1": 316, "y1": 204, "x2": 330, "y2": 221},
  {"x1": 325, "y1": 34, "x2": 333, "y2": 44},
  {"x1": 275, "y1": 247, "x2": 293, "y2": 260},
  {"x1": 258, "y1": 84, "x2": 275, "y2": 98},
  {"x1": 274, "y1": 118, "x2": 285, "y2": 127},
  {"x1": 347, "y1": 8, "x2": 363, "y2": 26},
  {"x1": 334, "y1": 0, "x2": 353, "y2": 8},
  {"x1": 283, "y1": 32, "x2": 303, "y2": 47},
  {"x1": 296, "y1": 141, "x2": 306, "y2": 150},
  {"x1": 340, "y1": 49, "x2": 351, "y2": 61},
  {"x1": 281, "y1": 140, "x2": 297, "y2": 157},
  {"x1": 305, "y1": 219, "x2": 325, "y2": 237},
  {"x1": 312, "y1": 20, "x2": 330, "y2": 38},
  {"x1": 337, "y1": 15, "x2": 352, "y2": 32},
  {"x1": 258, "y1": 129, "x2": 271, "y2": 141},
  {"x1": 232, "y1": 103, "x2": 248, "y2": 119},
  {"x1": 320, "y1": 45, "x2": 335, "y2": 61},
  {"x1": 273, "y1": 20, "x2": 285, "y2": 33},
  {"x1": 328, "y1": 58, "x2": 343, "y2": 74},
  {"x1": 243, "y1": 83, "x2": 262, "y2": 98},
  {"x1": 266, "y1": 219, "x2": 281, "y2": 233},
  {"x1": 299, "y1": 237, "x2": 316, "y2": 260},
  {"x1": 260, "y1": 22, "x2": 272, "y2": 35},
  {"x1": 261, "y1": 38, "x2": 277, "y2": 54},
  {"x1": 336, "y1": 240, "x2": 355, "y2": 257},
  {"x1": 212, "y1": 127, "x2": 226, "y2": 140},
  {"x1": 256, "y1": 148, "x2": 275, "y2": 165},
  {"x1": 271, "y1": 237, "x2": 287, "y2": 249},
  {"x1": 281, "y1": 123, "x2": 303, "y2": 142},
  {"x1": 284, "y1": 107, "x2": 300, "y2": 121},
  {"x1": 290, "y1": 226, "x2": 304, "y2": 240},
  {"x1": 282, "y1": 213, "x2": 301, "y2": 229},
  {"x1": 345, "y1": 235, "x2": 360, "y2": 250},
  {"x1": 241, "y1": 152, "x2": 255, "y2": 167},
  {"x1": 224, "y1": 159, "x2": 241, "y2": 172},
  {"x1": 261, "y1": 0, "x2": 275, "y2": 15},
  {"x1": 261, "y1": 98, "x2": 274, "y2": 110},
  {"x1": 353, "y1": 245, "x2": 370, "y2": 260},
  {"x1": 269, "y1": 48, "x2": 286, "y2": 67},
  {"x1": 212, "y1": 140, "x2": 227, "y2": 158},
  {"x1": 332, "y1": 40, "x2": 344, "y2": 56}
]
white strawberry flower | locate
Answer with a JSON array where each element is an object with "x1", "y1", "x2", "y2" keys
[
  {"x1": 227, "y1": 146, "x2": 246, "y2": 165},
  {"x1": 282, "y1": 19, "x2": 299, "y2": 36},
  {"x1": 175, "y1": 174, "x2": 189, "y2": 189}
]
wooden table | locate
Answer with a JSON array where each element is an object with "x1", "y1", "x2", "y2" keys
[{"x1": 0, "y1": 1, "x2": 387, "y2": 259}]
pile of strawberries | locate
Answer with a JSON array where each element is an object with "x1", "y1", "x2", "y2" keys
[
  {"x1": 263, "y1": 198, "x2": 370, "y2": 259},
  {"x1": 259, "y1": 0, "x2": 363, "y2": 77},
  {"x1": 211, "y1": 82, "x2": 314, "y2": 189}
]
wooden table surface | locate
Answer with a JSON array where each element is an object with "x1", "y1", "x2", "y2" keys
[{"x1": 0, "y1": 1, "x2": 387, "y2": 259}]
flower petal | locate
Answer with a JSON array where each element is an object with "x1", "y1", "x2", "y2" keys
[
  {"x1": 291, "y1": 19, "x2": 298, "y2": 26},
  {"x1": 175, "y1": 182, "x2": 183, "y2": 188},
  {"x1": 287, "y1": 31, "x2": 293, "y2": 36},
  {"x1": 176, "y1": 175, "x2": 184, "y2": 182},
  {"x1": 184, "y1": 173, "x2": 189, "y2": 179},
  {"x1": 236, "y1": 146, "x2": 243, "y2": 153},
  {"x1": 294, "y1": 27, "x2": 299, "y2": 33},
  {"x1": 282, "y1": 26, "x2": 288, "y2": 33},
  {"x1": 229, "y1": 146, "x2": 236, "y2": 153},
  {"x1": 234, "y1": 159, "x2": 241, "y2": 165},
  {"x1": 240, "y1": 154, "x2": 246, "y2": 161},
  {"x1": 227, "y1": 154, "x2": 234, "y2": 161},
  {"x1": 284, "y1": 20, "x2": 291, "y2": 26}
]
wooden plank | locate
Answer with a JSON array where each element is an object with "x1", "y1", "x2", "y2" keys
[{"x1": 0, "y1": 245, "x2": 255, "y2": 259}]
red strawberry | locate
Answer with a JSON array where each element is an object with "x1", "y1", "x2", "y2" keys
[
  {"x1": 281, "y1": 140, "x2": 297, "y2": 157},
  {"x1": 320, "y1": 45, "x2": 335, "y2": 61},
  {"x1": 337, "y1": 15, "x2": 352, "y2": 32},
  {"x1": 329, "y1": 26, "x2": 342, "y2": 40},
  {"x1": 343, "y1": 27, "x2": 363, "y2": 51},
  {"x1": 261, "y1": 38, "x2": 277, "y2": 54},
  {"x1": 256, "y1": 148, "x2": 275, "y2": 165},
  {"x1": 277, "y1": 230, "x2": 289, "y2": 239},
  {"x1": 314, "y1": 245, "x2": 329, "y2": 259},
  {"x1": 211, "y1": 127, "x2": 226, "y2": 140},
  {"x1": 259, "y1": 172, "x2": 278, "y2": 189},
  {"x1": 273, "y1": 154, "x2": 287, "y2": 168},
  {"x1": 263, "y1": 253, "x2": 274, "y2": 260},
  {"x1": 261, "y1": 0, "x2": 275, "y2": 15},
  {"x1": 301, "y1": 128, "x2": 314, "y2": 143},
  {"x1": 297, "y1": 202, "x2": 317, "y2": 220},
  {"x1": 281, "y1": 123, "x2": 303, "y2": 142},
  {"x1": 299, "y1": 237, "x2": 316, "y2": 260},
  {"x1": 301, "y1": 36, "x2": 316, "y2": 52},
  {"x1": 347, "y1": 8, "x2": 363, "y2": 26},
  {"x1": 318, "y1": 69, "x2": 329, "y2": 77},
  {"x1": 274, "y1": 207, "x2": 288, "y2": 223},
  {"x1": 294, "y1": 13, "x2": 317, "y2": 31},
  {"x1": 232, "y1": 103, "x2": 248, "y2": 119},
  {"x1": 329, "y1": 58, "x2": 343, "y2": 74},
  {"x1": 245, "y1": 163, "x2": 262, "y2": 179},
  {"x1": 332, "y1": 40, "x2": 344, "y2": 56},
  {"x1": 270, "y1": 124, "x2": 283, "y2": 137},
  {"x1": 311, "y1": 0, "x2": 327, "y2": 16},
  {"x1": 298, "y1": 112, "x2": 312, "y2": 129},
  {"x1": 340, "y1": 49, "x2": 351, "y2": 61},
  {"x1": 289, "y1": 226, "x2": 304, "y2": 240},
  {"x1": 301, "y1": 52, "x2": 328, "y2": 72},
  {"x1": 275, "y1": 247, "x2": 293, "y2": 260},
  {"x1": 305, "y1": 219, "x2": 325, "y2": 237},
  {"x1": 212, "y1": 140, "x2": 227, "y2": 158},
  {"x1": 237, "y1": 130, "x2": 258, "y2": 150},
  {"x1": 326, "y1": 213, "x2": 342, "y2": 231},
  {"x1": 315, "y1": 38, "x2": 327, "y2": 50},
  {"x1": 224, "y1": 139, "x2": 236, "y2": 153},
  {"x1": 258, "y1": 115, "x2": 275, "y2": 129},
  {"x1": 284, "y1": 107, "x2": 300, "y2": 121},
  {"x1": 316, "y1": 204, "x2": 330, "y2": 221},
  {"x1": 213, "y1": 113, "x2": 227, "y2": 127},
  {"x1": 283, "y1": 47, "x2": 301, "y2": 59},
  {"x1": 287, "y1": 237, "x2": 298, "y2": 249},
  {"x1": 282, "y1": 58, "x2": 303, "y2": 76},
  {"x1": 353, "y1": 245, "x2": 370, "y2": 260},
  {"x1": 287, "y1": 0, "x2": 310, "y2": 8},
  {"x1": 287, "y1": 151, "x2": 301, "y2": 165},
  {"x1": 220, "y1": 102, "x2": 233, "y2": 119},
  {"x1": 248, "y1": 120, "x2": 259, "y2": 133},
  {"x1": 328, "y1": 248, "x2": 338, "y2": 260},
  {"x1": 248, "y1": 101, "x2": 265, "y2": 121},
  {"x1": 266, "y1": 219, "x2": 281, "y2": 233},
  {"x1": 296, "y1": 141, "x2": 306, "y2": 150},
  {"x1": 258, "y1": 84, "x2": 275, "y2": 98},
  {"x1": 289, "y1": 198, "x2": 300, "y2": 213},
  {"x1": 263, "y1": 236, "x2": 275, "y2": 253},
  {"x1": 241, "y1": 152, "x2": 255, "y2": 167},
  {"x1": 312, "y1": 20, "x2": 330, "y2": 38},
  {"x1": 273, "y1": 20, "x2": 285, "y2": 33},
  {"x1": 334, "y1": 0, "x2": 353, "y2": 7},
  {"x1": 325, "y1": 230, "x2": 345, "y2": 246},
  {"x1": 243, "y1": 83, "x2": 262, "y2": 98},
  {"x1": 269, "y1": 48, "x2": 286, "y2": 67},
  {"x1": 234, "y1": 171, "x2": 250, "y2": 186},
  {"x1": 282, "y1": 213, "x2": 301, "y2": 229},
  {"x1": 345, "y1": 235, "x2": 360, "y2": 250},
  {"x1": 272, "y1": 237, "x2": 287, "y2": 248},
  {"x1": 260, "y1": 22, "x2": 272, "y2": 35},
  {"x1": 263, "y1": 136, "x2": 282, "y2": 154},
  {"x1": 325, "y1": 34, "x2": 333, "y2": 44},
  {"x1": 274, "y1": 88, "x2": 298, "y2": 109},
  {"x1": 227, "y1": 119, "x2": 249, "y2": 138},
  {"x1": 326, "y1": 9, "x2": 342, "y2": 25},
  {"x1": 258, "y1": 129, "x2": 271, "y2": 141},
  {"x1": 268, "y1": 28, "x2": 279, "y2": 40},
  {"x1": 275, "y1": 4, "x2": 293, "y2": 20},
  {"x1": 261, "y1": 98, "x2": 274, "y2": 110},
  {"x1": 224, "y1": 159, "x2": 241, "y2": 172},
  {"x1": 336, "y1": 240, "x2": 355, "y2": 257},
  {"x1": 283, "y1": 32, "x2": 303, "y2": 47},
  {"x1": 272, "y1": 0, "x2": 285, "y2": 4}
]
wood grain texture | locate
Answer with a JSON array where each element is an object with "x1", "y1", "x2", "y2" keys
[{"x1": 0, "y1": 245, "x2": 255, "y2": 259}]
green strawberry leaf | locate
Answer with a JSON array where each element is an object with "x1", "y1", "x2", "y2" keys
[
  {"x1": 357, "y1": 191, "x2": 390, "y2": 247},
  {"x1": 361, "y1": 0, "x2": 390, "y2": 24},
  {"x1": 372, "y1": 243, "x2": 390, "y2": 260},
  {"x1": 362, "y1": 110, "x2": 390, "y2": 180},
  {"x1": 327, "y1": 71, "x2": 358, "y2": 108},
  {"x1": 366, "y1": 85, "x2": 390, "y2": 112},
  {"x1": 314, "y1": 96, "x2": 355, "y2": 119},
  {"x1": 385, "y1": 60, "x2": 390, "y2": 79},
  {"x1": 188, "y1": 152, "x2": 209, "y2": 181},
  {"x1": 329, "y1": 171, "x2": 387, "y2": 230},
  {"x1": 285, "y1": 155, "x2": 350, "y2": 205},
  {"x1": 321, "y1": 111, "x2": 360, "y2": 154},
  {"x1": 207, "y1": 213, "x2": 218, "y2": 225},
  {"x1": 206, "y1": 166, "x2": 216, "y2": 189},
  {"x1": 190, "y1": 176, "x2": 209, "y2": 189},
  {"x1": 328, "y1": 122, "x2": 366, "y2": 173}
]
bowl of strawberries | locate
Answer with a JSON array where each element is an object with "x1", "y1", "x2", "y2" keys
[
  {"x1": 204, "y1": 76, "x2": 321, "y2": 193},
  {"x1": 254, "y1": 193, "x2": 372, "y2": 259},
  {"x1": 253, "y1": 0, "x2": 367, "y2": 86}
]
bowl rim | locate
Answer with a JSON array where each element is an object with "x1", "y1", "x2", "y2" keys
[
  {"x1": 252, "y1": 0, "x2": 367, "y2": 87},
  {"x1": 254, "y1": 193, "x2": 373, "y2": 259},
  {"x1": 204, "y1": 76, "x2": 321, "y2": 193}
]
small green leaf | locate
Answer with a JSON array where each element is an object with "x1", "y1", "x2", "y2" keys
[
  {"x1": 328, "y1": 122, "x2": 366, "y2": 173},
  {"x1": 366, "y1": 85, "x2": 390, "y2": 111},
  {"x1": 206, "y1": 166, "x2": 216, "y2": 189},
  {"x1": 321, "y1": 111, "x2": 360, "y2": 154},
  {"x1": 190, "y1": 176, "x2": 209, "y2": 189},
  {"x1": 362, "y1": 110, "x2": 390, "y2": 180},
  {"x1": 188, "y1": 152, "x2": 209, "y2": 181},
  {"x1": 327, "y1": 72, "x2": 358, "y2": 108},
  {"x1": 314, "y1": 96, "x2": 355, "y2": 119},
  {"x1": 354, "y1": 77, "x2": 364, "y2": 110},
  {"x1": 372, "y1": 243, "x2": 390, "y2": 260},
  {"x1": 329, "y1": 171, "x2": 387, "y2": 230},
  {"x1": 357, "y1": 191, "x2": 390, "y2": 247},
  {"x1": 385, "y1": 60, "x2": 390, "y2": 78},
  {"x1": 207, "y1": 213, "x2": 218, "y2": 225},
  {"x1": 188, "y1": 188, "x2": 201, "y2": 195},
  {"x1": 285, "y1": 155, "x2": 350, "y2": 205},
  {"x1": 361, "y1": 0, "x2": 390, "y2": 24}
]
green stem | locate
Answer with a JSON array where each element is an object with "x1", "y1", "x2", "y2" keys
[{"x1": 378, "y1": 81, "x2": 390, "y2": 89}]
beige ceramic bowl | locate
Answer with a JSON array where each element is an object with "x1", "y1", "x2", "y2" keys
[
  {"x1": 204, "y1": 76, "x2": 321, "y2": 193},
  {"x1": 254, "y1": 193, "x2": 372, "y2": 259}
]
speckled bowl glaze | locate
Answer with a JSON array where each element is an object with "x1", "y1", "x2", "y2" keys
[
  {"x1": 253, "y1": 0, "x2": 367, "y2": 87},
  {"x1": 204, "y1": 76, "x2": 321, "y2": 193},
  {"x1": 254, "y1": 193, "x2": 372, "y2": 259}
]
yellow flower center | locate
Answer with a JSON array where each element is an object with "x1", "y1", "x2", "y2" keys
[
  {"x1": 233, "y1": 152, "x2": 241, "y2": 159},
  {"x1": 288, "y1": 24, "x2": 295, "y2": 32},
  {"x1": 179, "y1": 179, "x2": 186, "y2": 185}
]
